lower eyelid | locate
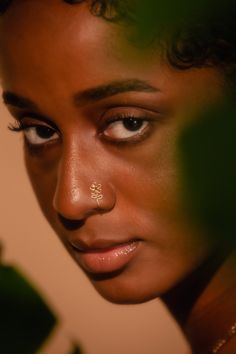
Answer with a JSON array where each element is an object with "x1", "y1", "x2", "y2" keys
[{"x1": 102, "y1": 119, "x2": 152, "y2": 144}]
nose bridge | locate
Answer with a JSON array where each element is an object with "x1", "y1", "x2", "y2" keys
[
  {"x1": 53, "y1": 137, "x2": 115, "y2": 220},
  {"x1": 58, "y1": 144, "x2": 81, "y2": 209}
]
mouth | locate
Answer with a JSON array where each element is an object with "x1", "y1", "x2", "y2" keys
[{"x1": 70, "y1": 239, "x2": 140, "y2": 274}]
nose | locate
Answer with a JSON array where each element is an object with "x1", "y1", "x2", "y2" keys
[{"x1": 53, "y1": 142, "x2": 116, "y2": 222}]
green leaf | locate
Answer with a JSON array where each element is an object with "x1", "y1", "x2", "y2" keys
[
  {"x1": 179, "y1": 96, "x2": 236, "y2": 241},
  {"x1": 0, "y1": 265, "x2": 57, "y2": 354}
]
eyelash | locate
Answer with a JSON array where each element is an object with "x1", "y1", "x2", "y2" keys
[
  {"x1": 8, "y1": 121, "x2": 61, "y2": 152},
  {"x1": 9, "y1": 112, "x2": 153, "y2": 148},
  {"x1": 9, "y1": 121, "x2": 30, "y2": 132}
]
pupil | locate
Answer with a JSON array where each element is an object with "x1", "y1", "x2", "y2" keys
[
  {"x1": 123, "y1": 118, "x2": 143, "y2": 131},
  {"x1": 36, "y1": 126, "x2": 54, "y2": 139}
]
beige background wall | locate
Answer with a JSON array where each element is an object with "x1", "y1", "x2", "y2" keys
[{"x1": 0, "y1": 100, "x2": 190, "y2": 354}]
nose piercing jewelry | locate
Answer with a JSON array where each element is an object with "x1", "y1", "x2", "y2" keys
[{"x1": 90, "y1": 182, "x2": 103, "y2": 207}]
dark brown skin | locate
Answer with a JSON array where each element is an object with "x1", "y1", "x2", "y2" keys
[{"x1": 0, "y1": 1, "x2": 236, "y2": 353}]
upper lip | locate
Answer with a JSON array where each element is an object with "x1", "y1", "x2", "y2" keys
[{"x1": 69, "y1": 238, "x2": 139, "y2": 252}]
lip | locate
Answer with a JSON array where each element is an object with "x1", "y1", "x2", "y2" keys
[{"x1": 71, "y1": 239, "x2": 140, "y2": 274}]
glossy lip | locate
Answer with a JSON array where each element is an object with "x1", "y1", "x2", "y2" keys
[{"x1": 70, "y1": 239, "x2": 140, "y2": 274}]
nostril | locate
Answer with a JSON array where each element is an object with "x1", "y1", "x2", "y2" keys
[{"x1": 58, "y1": 214, "x2": 85, "y2": 231}]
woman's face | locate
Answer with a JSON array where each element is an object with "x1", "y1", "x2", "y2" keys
[{"x1": 0, "y1": 0, "x2": 224, "y2": 303}]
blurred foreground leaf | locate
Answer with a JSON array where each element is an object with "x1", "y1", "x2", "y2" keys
[
  {"x1": 0, "y1": 264, "x2": 56, "y2": 354},
  {"x1": 179, "y1": 96, "x2": 236, "y2": 241},
  {"x1": 124, "y1": 0, "x2": 236, "y2": 49}
]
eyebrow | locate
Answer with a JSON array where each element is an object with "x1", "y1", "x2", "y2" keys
[
  {"x1": 73, "y1": 79, "x2": 159, "y2": 106},
  {"x1": 2, "y1": 79, "x2": 159, "y2": 110},
  {"x1": 2, "y1": 92, "x2": 38, "y2": 110}
]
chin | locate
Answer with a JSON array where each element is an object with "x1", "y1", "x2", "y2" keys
[{"x1": 87, "y1": 271, "x2": 161, "y2": 305}]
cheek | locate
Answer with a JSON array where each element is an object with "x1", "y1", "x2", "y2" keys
[
  {"x1": 116, "y1": 125, "x2": 181, "y2": 218},
  {"x1": 24, "y1": 148, "x2": 58, "y2": 223},
  {"x1": 113, "y1": 127, "x2": 211, "y2": 252}
]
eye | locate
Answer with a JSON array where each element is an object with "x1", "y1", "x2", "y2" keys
[
  {"x1": 9, "y1": 120, "x2": 60, "y2": 146},
  {"x1": 24, "y1": 125, "x2": 59, "y2": 145},
  {"x1": 103, "y1": 117, "x2": 149, "y2": 141}
]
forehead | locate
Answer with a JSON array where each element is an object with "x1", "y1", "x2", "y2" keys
[
  {"x1": 0, "y1": 0, "x2": 222, "y2": 109},
  {"x1": 0, "y1": 0, "x2": 130, "y2": 86},
  {"x1": 0, "y1": 1, "x2": 167, "y2": 97}
]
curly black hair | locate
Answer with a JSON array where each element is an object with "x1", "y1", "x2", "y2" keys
[{"x1": 1, "y1": 0, "x2": 236, "y2": 75}]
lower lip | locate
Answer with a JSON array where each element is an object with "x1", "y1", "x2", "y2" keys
[{"x1": 75, "y1": 240, "x2": 140, "y2": 274}]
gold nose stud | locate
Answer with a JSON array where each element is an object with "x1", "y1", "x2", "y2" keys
[{"x1": 90, "y1": 182, "x2": 103, "y2": 207}]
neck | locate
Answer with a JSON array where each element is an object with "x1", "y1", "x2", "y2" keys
[{"x1": 162, "y1": 248, "x2": 236, "y2": 354}]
